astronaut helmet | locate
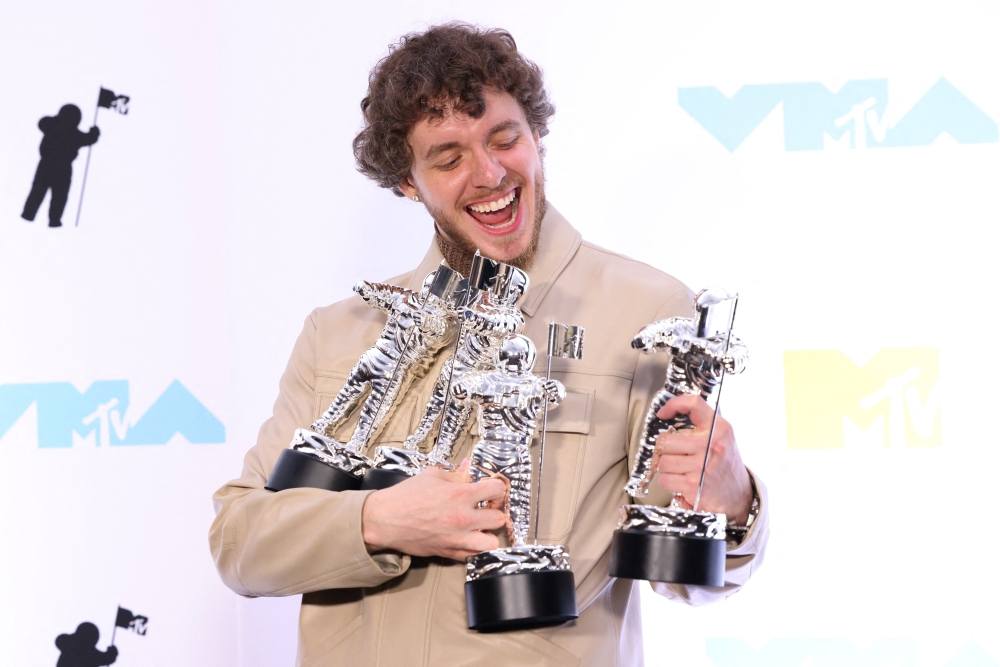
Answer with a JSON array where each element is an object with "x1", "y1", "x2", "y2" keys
[
  {"x1": 419, "y1": 270, "x2": 436, "y2": 299},
  {"x1": 496, "y1": 333, "x2": 536, "y2": 374}
]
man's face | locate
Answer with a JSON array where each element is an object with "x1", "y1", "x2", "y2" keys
[{"x1": 401, "y1": 90, "x2": 545, "y2": 268}]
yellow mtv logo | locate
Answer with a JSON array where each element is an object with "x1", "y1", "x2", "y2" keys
[{"x1": 784, "y1": 348, "x2": 941, "y2": 449}]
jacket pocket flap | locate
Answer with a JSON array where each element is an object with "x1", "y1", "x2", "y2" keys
[{"x1": 544, "y1": 387, "x2": 594, "y2": 435}]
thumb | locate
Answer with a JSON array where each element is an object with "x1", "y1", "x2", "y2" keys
[{"x1": 455, "y1": 457, "x2": 472, "y2": 483}]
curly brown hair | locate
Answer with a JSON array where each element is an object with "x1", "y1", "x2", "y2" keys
[{"x1": 353, "y1": 23, "x2": 555, "y2": 197}]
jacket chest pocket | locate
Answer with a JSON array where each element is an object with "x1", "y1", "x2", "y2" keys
[{"x1": 533, "y1": 385, "x2": 594, "y2": 543}]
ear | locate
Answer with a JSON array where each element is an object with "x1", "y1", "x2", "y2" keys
[
  {"x1": 532, "y1": 130, "x2": 544, "y2": 158},
  {"x1": 399, "y1": 176, "x2": 418, "y2": 200}
]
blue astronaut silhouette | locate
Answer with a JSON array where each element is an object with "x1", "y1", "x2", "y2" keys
[
  {"x1": 54, "y1": 622, "x2": 117, "y2": 667},
  {"x1": 21, "y1": 104, "x2": 100, "y2": 228}
]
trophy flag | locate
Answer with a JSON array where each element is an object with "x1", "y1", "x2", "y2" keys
[
  {"x1": 548, "y1": 323, "x2": 585, "y2": 360},
  {"x1": 76, "y1": 86, "x2": 130, "y2": 227},
  {"x1": 110, "y1": 606, "x2": 148, "y2": 646},
  {"x1": 534, "y1": 320, "x2": 585, "y2": 542}
]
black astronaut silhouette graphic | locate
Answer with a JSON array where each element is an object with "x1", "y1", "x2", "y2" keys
[
  {"x1": 21, "y1": 104, "x2": 99, "y2": 228},
  {"x1": 54, "y1": 622, "x2": 117, "y2": 667}
]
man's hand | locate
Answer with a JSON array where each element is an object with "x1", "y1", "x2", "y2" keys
[
  {"x1": 655, "y1": 394, "x2": 753, "y2": 524},
  {"x1": 361, "y1": 460, "x2": 507, "y2": 561}
]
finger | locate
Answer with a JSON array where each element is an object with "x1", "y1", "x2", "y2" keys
[
  {"x1": 657, "y1": 394, "x2": 713, "y2": 427},
  {"x1": 467, "y1": 508, "x2": 506, "y2": 532},
  {"x1": 438, "y1": 458, "x2": 471, "y2": 483},
  {"x1": 419, "y1": 466, "x2": 451, "y2": 481},
  {"x1": 656, "y1": 472, "x2": 698, "y2": 499},
  {"x1": 467, "y1": 478, "x2": 507, "y2": 503},
  {"x1": 465, "y1": 530, "x2": 501, "y2": 553},
  {"x1": 656, "y1": 453, "x2": 703, "y2": 475},
  {"x1": 655, "y1": 429, "x2": 704, "y2": 456}
]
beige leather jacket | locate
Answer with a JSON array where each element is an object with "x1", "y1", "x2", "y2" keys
[{"x1": 209, "y1": 205, "x2": 769, "y2": 666}]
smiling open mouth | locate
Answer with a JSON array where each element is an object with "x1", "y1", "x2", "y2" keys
[{"x1": 465, "y1": 187, "x2": 520, "y2": 233}]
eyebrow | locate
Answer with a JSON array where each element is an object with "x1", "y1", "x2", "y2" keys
[{"x1": 423, "y1": 120, "x2": 525, "y2": 160}]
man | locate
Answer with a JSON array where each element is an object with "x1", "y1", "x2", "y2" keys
[
  {"x1": 22, "y1": 104, "x2": 100, "y2": 228},
  {"x1": 210, "y1": 23, "x2": 768, "y2": 666}
]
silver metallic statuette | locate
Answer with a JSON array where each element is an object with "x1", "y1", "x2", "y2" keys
[
  {"x1": 624, "y1": 288, "x2": 747, "y2": 498},
  {"x1": 456, "y1": 334, "x2": 565, "y2": 546},
  {"x1": 609, "y1": 287, "x2": 746, "y2": 586},
  {"x1": 265, "y1": 264, "x2": 463, "y2": 493},
  {"x1": 404, "y1": 252, "x2": 528, "y2": 465},
  {"x1": 463, "y1": 324, "x2": 585, "y2": 633}
]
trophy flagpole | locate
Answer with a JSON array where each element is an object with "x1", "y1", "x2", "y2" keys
[
  {"x1": 533, "y1": 319, "x2": 557, "y2": 543},
  {"x1": 434, "y1": 253, "x2": 487, "y2": 449},
  {"x1": 609, "y1": 287, "x2": 745, "y2": 587},
  {"x1": 693, "y1": 297, "x2": 738, "y2": 512}
]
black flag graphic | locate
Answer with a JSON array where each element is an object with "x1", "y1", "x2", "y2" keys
[
  {"x1": 97, "y1": 88, "x2": 130, "y2": 114},
  {"x1": 114, "y1": 607, "x2": 148, "y2": 636},
  {"x1": 74, "y1": 86, "x2": 130, "y2": 226}
]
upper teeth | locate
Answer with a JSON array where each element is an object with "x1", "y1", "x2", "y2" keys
[{"x1": 469, "y1": 191, "x2": 516, "y2": 213}]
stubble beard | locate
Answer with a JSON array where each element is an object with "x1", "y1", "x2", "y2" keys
[{"x1": 428, "y1": 171, "x2": 546, "y2": 273}]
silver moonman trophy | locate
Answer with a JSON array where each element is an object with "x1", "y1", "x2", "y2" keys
[
  {"x1": 461, "y1": 322, "x2": 584, "y2": 633},
  {"x1": 265, "y1": 263, "x2": 465, "y2": 493},
  {"x1": 361, "y1": 252, "x2": 528, "y2": 490},
  {"x1": 609, "y1": 288, "x2": 747, "y2": 586}
]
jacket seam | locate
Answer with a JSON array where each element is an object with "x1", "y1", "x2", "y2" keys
[
  {"x1": 422, "y1": 562, "x2": 443, "y2": 667},
  {"x1": 375, "y1": 585, "x2": 390, "y2": 667},
  {"x1": 550, "y1": 364, "x2": 634, "y2": 380},
  {"x1": 275, "y1": 560, "x2": 375, "y2": 596},
  {"x1": 579, "y1": 240, "x2": 686, "y2": 282}
]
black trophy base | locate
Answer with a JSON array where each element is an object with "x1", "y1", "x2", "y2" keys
[
  {"x1": 465, "y1": 570, "x2": 578, "y2": 633},
  {"x1": 265, "y1": 449, "x2": 362, "y2": 492},
  {"x1": 609, "y1": 529, "x2": 725, "y2": 586},
  {"x1": 360, "y1": 467, "x2": 412, "y2": 490}
]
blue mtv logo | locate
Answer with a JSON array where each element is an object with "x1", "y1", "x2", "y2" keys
[
  {"x1": 679, "y1": 77, "x2": 998, "y2": 151},
  {"x1": 0, "y1": 380, "x2": 225, "y2": 447}
]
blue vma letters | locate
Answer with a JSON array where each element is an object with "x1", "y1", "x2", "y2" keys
[
  {"x1": 679, "y1": 77, "x2": 998, "y2": 151},
  {"x1": 0, "y1": 380, "x2": 225, "y2": 448}
]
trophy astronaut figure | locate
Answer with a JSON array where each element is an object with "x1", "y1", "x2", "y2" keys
[
  {"x1": 266, "y1": 265, "x2": 463, "y2": 492},
  {"x1": 609, "y1": 287, "x2": 748, "y2": 586},
  {"x1": 403, "y1": 265, "x2": 528, "y2": 465},
  {"x1": 457, "y1": 333, "x2": 579, "y2": 632},
  {"x1": 452, "y1": 333, "x2": 565, "y2": 545},
  {"x1": 624, "y1": 287, "x2": 748, "y2": 498},
  {"x1": 308, "y1": 269, "x2": 461, "y2": 450}
]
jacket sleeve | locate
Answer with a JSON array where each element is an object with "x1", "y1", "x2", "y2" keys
[
  {"x1": 625, "y1": 290, "x2": 770, "y2": 606},
  {"x1": 208, "y1": 310, "x2": 410, "y2": 597}
]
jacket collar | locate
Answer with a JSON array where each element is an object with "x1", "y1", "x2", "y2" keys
[{"x1": 407, "y1": 202, "x2": 582, "y2": 318}]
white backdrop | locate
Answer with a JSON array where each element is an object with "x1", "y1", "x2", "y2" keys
[{"x1": 2, "y1": 1, "x2": 998, "y2": 665}]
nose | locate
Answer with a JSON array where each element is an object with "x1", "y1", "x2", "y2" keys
[{"x1": 470, "y1": 145, "x2": 506, "y2": 191}]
